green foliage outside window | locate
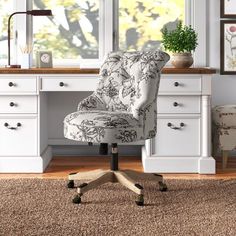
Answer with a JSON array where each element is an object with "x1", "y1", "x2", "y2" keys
[{"x1": 0, "y1": 0, "x2": 185, "y2": 63}]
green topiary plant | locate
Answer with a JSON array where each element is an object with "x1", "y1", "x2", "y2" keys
[{"x1": 161, "y1": 21, "x2": 198, "y2": 53}]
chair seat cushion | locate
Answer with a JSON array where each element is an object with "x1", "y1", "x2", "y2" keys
[
  {"x1": 212, "y1": 105, "x2": 236, "y2": 128},
  {"x1": 64, "y1": 111, "x2": 143, "y2": 143}
]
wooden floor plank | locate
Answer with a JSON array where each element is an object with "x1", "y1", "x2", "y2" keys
[{"x1": 0, "y1": 156, "x2": 235, "y2": 179}]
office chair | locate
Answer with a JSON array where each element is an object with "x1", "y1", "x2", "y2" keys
[{"x1": 64, "y1": 50, "x2": 170, "y2": 206}]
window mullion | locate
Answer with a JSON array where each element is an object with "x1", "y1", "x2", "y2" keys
[
  {"x1": 13, "y1": 0, "x2": 28, "y2": 66},
  {"x1": 190, "y1": 0, "x2": 207, "y2": 67},
  {"x1": 102, "y1": 0, "x2": 114, "y2": 59}
]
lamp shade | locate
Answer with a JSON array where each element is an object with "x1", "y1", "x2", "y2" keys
[{"x1": 27, "y1": 10, "x2": 52, "y2": 16}]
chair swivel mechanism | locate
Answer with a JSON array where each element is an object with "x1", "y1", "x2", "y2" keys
[{"x1": 64, "y1": 50, "x2": 170, "y2": 206}]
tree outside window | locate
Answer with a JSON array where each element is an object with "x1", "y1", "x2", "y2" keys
[{"x1": 0, "y1": 0, "x2": 185, "y2": 66}]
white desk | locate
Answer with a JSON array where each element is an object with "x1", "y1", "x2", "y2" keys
[{"x1": 0, "y1": 68, "x2": 216, "y2": 174}]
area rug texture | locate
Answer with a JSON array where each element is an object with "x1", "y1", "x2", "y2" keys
[{"x1": 0, "y1": 178, "x2": 235, "y2": 236}]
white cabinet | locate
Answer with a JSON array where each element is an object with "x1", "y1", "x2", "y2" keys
[
  {"x1": 142, "y1": 74, "x2": 216, "y2": 174},
  {"x1": 0, "y1": 69, "x2": 215, "y2": 174}
]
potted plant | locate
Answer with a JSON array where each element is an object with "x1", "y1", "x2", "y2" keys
[{"x1": 161, "y1": 21, "x2": 198, "y2": 68}]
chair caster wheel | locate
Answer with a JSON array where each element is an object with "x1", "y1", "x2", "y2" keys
[
  {"x1": 67, "y1": 180, "x2": 75, "y2": 189},
  {"x1": 135, "y1": 194, "x2": 144, "y2": 206},
  {"x1": 159, "y1": 182, "x2": 167, "y2": 192},
  {"x1": 72, "y1": 195, "x2": 81, "y2": 204}
]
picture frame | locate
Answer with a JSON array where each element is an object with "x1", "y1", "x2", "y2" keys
[
  {"x1": 221, "y1": 0, "x2": 236, "y2": 18},
  {"x1": 220, "y1": 20, "x2": 236, "y2": 74}
]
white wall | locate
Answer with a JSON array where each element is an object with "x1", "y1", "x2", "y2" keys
[{"x1": 209, "y1": 0, "x2": 236, "y2": 106}]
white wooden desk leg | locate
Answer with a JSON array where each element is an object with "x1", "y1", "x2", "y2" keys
[{"x1": 199, "y1": 95, "x2": 216, "y2": 174}]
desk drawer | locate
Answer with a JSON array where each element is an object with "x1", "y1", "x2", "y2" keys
[
  {"x1": 0, "y1": 77, "x2": 37, "y2": 93},
  {"x1": 157, "y1": 96, "x2": 200, "y2": 114},
  {"x1": 152, "y1": 117, "x2": 200, "y2": 156},
  {"x1": 0, "y1": 96, "x2": 37, "y2": 114},
  {"x1": 0, "y1": 117, "x2": 37, "y2": 156},
  {"x1": 159, "y1": 77, "x2": 201, "y2": 93},
  {"x1": 41, "y1": 77, "x2": 98, "y2": 91}
]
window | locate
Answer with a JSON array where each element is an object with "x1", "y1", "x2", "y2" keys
[
  {"x1": 0, "y1": 0, "x2": 13, "y2": 66},
  {"x1": 33, "y1": 0, "x2": 99, "y2": 66},
  {"x1": 0, "y1": 0, "x2": 206, "y2": 67},
  {"x1": 118, "y1": 0, "x2": 185, "y2": 51}
]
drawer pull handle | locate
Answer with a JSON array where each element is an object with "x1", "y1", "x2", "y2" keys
[
  {"x1": 174, "y1": 82, "x2": 179, "y2": 87},
  {"x1": 173, "y1": 102, "x2": 179, "y2": 107},
  {"x1": 4, "y1": 122, "x2": 22, "y2": 130},
  {"x1": 8, "y1": 82, "x2": 15, "y2": 87},
  {"x1": 59, "y1": 82, "x2": 65, "y2": 87},
  {"x1": 9, "y1": 102, "x2": 16, "y2": 107},
  {"x1": 167, "y1": 122, "x2": 185, "y2": 130}
]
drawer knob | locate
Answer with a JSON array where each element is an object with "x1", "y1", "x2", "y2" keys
[
  {"x1": 9, "y1": 102, "x2": 16, "y2": 107},
  {"x1": 173, "y1": 102, "x2": 179, "y2": 107},
  {"x1": 167, "y1": 122, "x2": 185, "y2": 130},
  {"x1": 174, "y1": 82, "x2": 179, "y2": 87},
  {"x1": 4, "y1": 122, "x2": 21, "y2": 130},
  {"x1": 8, "y1": 82, "x2": 15, "y2": 87},
  {"x1": 59, "y1": 82, "x2": 65, "y2": 87}
]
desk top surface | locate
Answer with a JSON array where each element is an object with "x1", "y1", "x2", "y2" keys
[{"x1": 0, "y1": 67, "x2": 216, "y2": 74}]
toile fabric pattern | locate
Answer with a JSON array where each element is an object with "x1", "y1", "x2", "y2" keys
[
  {"x1": 64, "y1": 50, "x2": 170, "y2": 143},
  {"x1": 212, "y1": 105, "x2": 236, "y2": 152}
]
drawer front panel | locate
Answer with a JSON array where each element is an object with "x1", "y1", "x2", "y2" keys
[
  {"x1": 0, "y1": 117, "x2": 37, "y2": 156},
  {"x1": 0, "y1": 96, "x2": 37, "y2": 114},
  {"x1": 0, "y1": 77, "x2": 37, "y2": 93},
  {"x1": 159, "y1": 77, "x2": 201, "y2": 93},
  {"x1": 41, "y1": 77, "x2": 98, "y2": 91},
  {"x1": 157, "y1": 96, "x2": 200, "y2": 114},
  {"x1": 152, "y1": 117, "x2": 200, "y2": 156}
]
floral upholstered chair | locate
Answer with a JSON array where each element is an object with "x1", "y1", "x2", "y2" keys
[
  {"x1": 64, "y1": 50, "x2": 170, "y2": 206},
  {"x1": 212, "y1": 105, "x2": 236, "y2": 170}
]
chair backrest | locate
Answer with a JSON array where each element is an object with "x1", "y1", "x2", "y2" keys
[{"x1": 96, "y1": 50, "x2": 169, "y2": 139}]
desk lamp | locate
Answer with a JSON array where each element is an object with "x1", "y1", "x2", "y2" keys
[{"x1": 6, "y1": 10, "x2": 52, "y2": 68}]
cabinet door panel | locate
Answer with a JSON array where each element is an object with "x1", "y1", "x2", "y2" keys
[
  {"x1": 159, "y1": 77, "x2": 201, "y2": 94},
  {"x1": 152, "y1": 117, "x2": 200, "y2": 156},
  {"x1": 157, "y1": 96, "x2": 200, "y2": 114},
  {"x1": 0, "y1": 117, "x2": 37, "y2": 156},
  {"x1": 0, "y1": 77, "x2": 37, "y2": 93},
  {"x1": 0, "y1": 96, "x2": 37, "y2": 114}
]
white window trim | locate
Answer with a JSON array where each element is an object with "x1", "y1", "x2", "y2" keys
[
  {"x1": 186, "y1": 0, "x2": 207, "y2": 67},
  {"x1": 10, "y1": 0, "x2": 206, "y2": 68}
]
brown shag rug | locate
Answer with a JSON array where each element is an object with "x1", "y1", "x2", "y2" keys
[{"x1": 0, "y1": 178, "x2": 235, "y2": 236}]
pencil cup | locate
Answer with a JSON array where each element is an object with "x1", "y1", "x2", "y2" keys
[{"x1": 21, "y1": 54, "x2": 30, "y2": 69}]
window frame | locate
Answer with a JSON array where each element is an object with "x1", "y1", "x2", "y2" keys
[{"x1": 8, "y1": 0, "x2": 206, "y2": 68}]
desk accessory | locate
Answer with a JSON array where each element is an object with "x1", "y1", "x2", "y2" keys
[
  {"x1": 6, "y1": 10, "x2": 52, "y2": 68},
  {"x1": 36, "y1": 51, "x2": 53, "y2": 68}
]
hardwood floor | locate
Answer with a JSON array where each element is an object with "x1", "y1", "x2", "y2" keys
[{"x1": 0, "y1": 155, "x2": 235, "y2": 179}]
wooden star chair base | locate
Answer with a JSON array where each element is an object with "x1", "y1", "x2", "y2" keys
[{"x1": 67, "y1": 144, "x2": 167, "y2": 206}]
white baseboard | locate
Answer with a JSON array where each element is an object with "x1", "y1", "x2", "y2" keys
[
  {"x1": 0, "y1": 146, "x2": 52, "y2": 173},
  {"x1": 142, "y1": 146, "x2": 216, "y2": 174}
]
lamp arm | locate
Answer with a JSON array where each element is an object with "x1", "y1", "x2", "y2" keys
[{"x1": 7, "y1": 12, "x2": 27, "y2": 66}]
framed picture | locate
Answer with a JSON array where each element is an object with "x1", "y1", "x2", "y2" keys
[
  {"x1": 220, "y1": 20, "x2": 236, "y2": 74},
  {"x1": 221, "y1": 0, "x2": 236, "y2": 18}
]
